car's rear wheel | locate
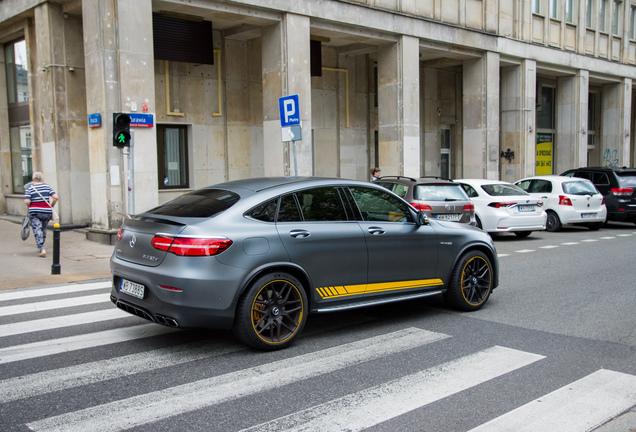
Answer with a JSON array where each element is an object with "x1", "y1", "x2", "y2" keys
[
  {"x1": 546, "y1": 211, "x2": 562, "y2": 232},
  {"x1": 586, "y1": 222, "x2": 602, "y2": 230},
  {"x1": 233, "y1": 272, "x2": 307, "y2": 350},
  {"x1": 444, "y1": 251, "x2": 493, "y2": 311},
  {"x1": 513, "y1": 231, "x2": 532, "y2": 238}
]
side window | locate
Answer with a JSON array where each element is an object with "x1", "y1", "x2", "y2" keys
[
  {"x1": 278, "y1": 194, "x2": 302, "y2": 222},
  {"x1": 575, "y1": 171, "x2": 593, "y2": 181},
  {"x1": 392, "y1": 184, "x2": 408, "y2": 198},
  {"x1": 296, "y1": 187, "x2": 347, "y2": 222},
  {"x1": 533, "y1": 180, "x2": 552, "y2": 193},
  {"x1": 593, "y1": 172, "x2": 610, "y2": 186},
  {"x1": 349, "y1": 186, "x2": 413, "y2": 223},
  {"x1": 516, "y1": 180, "x2": 532, "y2": 192},
  {"x1": 461, "y1": 184, "x2": 478, "y2": 198},
  {"x1": 247, "y1": 198, "x2": 279, "y2": 222}
]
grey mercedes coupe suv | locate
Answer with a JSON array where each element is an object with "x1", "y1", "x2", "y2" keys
[{"x1": 110, "y1": 177, "x2": 499, "y2": 350}]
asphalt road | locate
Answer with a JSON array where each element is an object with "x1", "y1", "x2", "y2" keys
[{"x1": 0, "y1": 222, "x2": 635, "y2": 431}]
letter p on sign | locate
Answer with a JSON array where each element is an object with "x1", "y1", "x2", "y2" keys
[{"x1": 279, "y1": 95, "x2": 300, "y2": 127}]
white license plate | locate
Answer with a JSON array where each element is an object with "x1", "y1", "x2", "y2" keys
[
  {"x1": 120, "y1": 279, "x2": 145, "y2": 299},
  {"x1": 435, "y1": 214, "x2": 461, "y2": 221},
  {"x1": 518, "y1": 205, "x2": 536, "y2": 212},
  {"x1": 581, "y1": 213, "x2": 597, "y2": 219}
]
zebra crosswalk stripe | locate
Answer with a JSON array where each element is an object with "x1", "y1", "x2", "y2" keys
[
  {"x1": 0, "y1": 293, "x2": 108, "y2": 317},
  {"x1": 0, "y1": 281, "x2": 111, "y2": 302},
  {"x1": 238, "y1": 346, "x2": 545, "y2": 432},
  {"x1": 468, "y1": 369, "x2": 636, "y2": 432},
  {"x1": 0, "y1": 324, "x2": 178, "y2": 364},
  {"x1": 26, "y1": 327, "x2": 450, "y2": 432}
]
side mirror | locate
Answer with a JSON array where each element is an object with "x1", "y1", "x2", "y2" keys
[{"x1": 417, "y1": 211, "x2": 429, "y2": 226}]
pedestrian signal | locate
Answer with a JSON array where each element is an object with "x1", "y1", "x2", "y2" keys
[{"x1": 113, "y1": 113, "x2": 131, "y2": 147}]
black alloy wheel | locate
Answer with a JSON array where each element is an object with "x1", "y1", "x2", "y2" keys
[
  {"x1": 444, "y1": 251, "x2": 493, "y2": 311},
  {"x1": 233, "y1": 272, "x2": 307, "y2": 350},
  {"x1": 546, "y1": 210, "x2": 562, "y2": 232}
]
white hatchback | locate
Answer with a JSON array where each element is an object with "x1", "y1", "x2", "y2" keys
[
  {"x1": 455, "y1": 179, "x2": 547, "y2": 237},
  {"x1": 515, "y1": 175, "x2": 607, "y2": 232}
]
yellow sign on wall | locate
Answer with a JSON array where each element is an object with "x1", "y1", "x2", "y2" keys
[{"x1": 536, "y1": 137, "x2": 552, "y2": 175}]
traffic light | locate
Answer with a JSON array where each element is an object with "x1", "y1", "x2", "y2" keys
[{"x1": 113, "y1": 113, "x2": 131, "y2": 147}]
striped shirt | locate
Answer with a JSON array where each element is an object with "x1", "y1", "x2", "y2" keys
[{"x1": 25, "y1": 183, "x2": 56, "y2": 214}]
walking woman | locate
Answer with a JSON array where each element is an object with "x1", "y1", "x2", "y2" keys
[{"x1": 24, "y1": 172, "x2": 58, "y2": 257}]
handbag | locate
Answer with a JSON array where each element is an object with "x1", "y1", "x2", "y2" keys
[{"x1": 21, "y1": 216, "x2": 30, "y2": 240}]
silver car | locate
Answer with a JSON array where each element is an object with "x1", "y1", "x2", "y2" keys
[{"x1": 110, "y1": 177, "x2": 499, "y2": 350}]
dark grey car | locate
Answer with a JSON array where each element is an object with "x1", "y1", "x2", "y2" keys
[{"x1": 110, "y1": 177, "x2": 498, "y2": 350}]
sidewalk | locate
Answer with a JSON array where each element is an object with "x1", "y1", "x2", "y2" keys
[{"x1": 0, "y1": 216, "x2": 113, "y2": 290}]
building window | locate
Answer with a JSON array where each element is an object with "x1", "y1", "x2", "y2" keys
[
  {"x1": 5, "y1": 38, "x2": 31, "y2": 194},
  {"x1": 587, "y1": 0, "x2": 596, "y2": 28},
  {"x1": 588, "y1": 93, "x2": 596, "y2": 149},
  {"x1": 601, "y1": 0, "x2": 609, "y2": 32},
  {"x1": 537, "y1": 86, "x2": 555, "y2": 130},
  {"x1": 157, "y1": 125, "x2": 189, "y2": 189},
  {"x1": 612, "y1": 0, "x2": 622, "y2": 35},
  {"x1": 550, "y1": 0, "x2": 559, "y2": 19},
  {"x1": 566, "y1": 0, "x2": 575, "y2": 23},
  {"x1": 630, "y1": 4, "x2": 636, "y2": 38},
  {"x1": 533, "y1": 0, "x2": 541, "y2": 14},
  {"x1": 441, "y1": 127, "x2": 451, "y2": 179}
]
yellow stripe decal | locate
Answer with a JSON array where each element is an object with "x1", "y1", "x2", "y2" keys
[{"x1": 315, "y1": 279, "x2": 444, "y2": 299}]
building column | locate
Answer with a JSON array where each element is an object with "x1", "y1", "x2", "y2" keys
[
  {"x1": 82, "y1": 0, "x2": 156, "y2": 230},
  {"x1": 378, "y1": 35, "x2": 420, "y2": 177},
  {"x1": 261, "y1": 13, "x2": 312, "y2": 176},
  {"x1": 555, "y1": 71, "x2": 588, "y2": 174},
  {"x1": 421, "y1": 67, "x2": 438, "y2": 175},
  {"x1": 601, "y1": 78, "x2": 632, "y2": 167},
  {"x1": 462, "y1": 51, "x2": 500, "y2": 179}
]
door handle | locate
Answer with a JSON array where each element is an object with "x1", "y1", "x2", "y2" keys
[
  {"x1": 368, "y1": 227, "x2": 385, "y2": 235},
  {"x1": 289, "y1": 229, "x2": 311, "y2": 238}
]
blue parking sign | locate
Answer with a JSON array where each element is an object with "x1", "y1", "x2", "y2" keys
[{"x1": 279, "y1": 95, "x2": 300, "y2": 127}]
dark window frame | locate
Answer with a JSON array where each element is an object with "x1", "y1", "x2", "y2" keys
[{"x1": 157, "y1": 124, "x2": 190, "y2": 190}]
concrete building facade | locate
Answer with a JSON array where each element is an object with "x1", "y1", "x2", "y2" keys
[{"x1": 1, "y1": 0, "x2": 636, "y2": 237}]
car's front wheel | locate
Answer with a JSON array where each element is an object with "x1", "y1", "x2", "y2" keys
[
  {"x1": 233, "y1": 272, "x2": 308, "y2": 350},
  {"x1": 444, "y1": 251, "x2": 493, "y2": 311},
  {"x1": 546, "y1": 211, "x2": 562, "y2": 232}
]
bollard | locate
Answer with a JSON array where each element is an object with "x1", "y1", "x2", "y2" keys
[{"x1": 51, "y1": 223, "x2": 61, "y2": 275}]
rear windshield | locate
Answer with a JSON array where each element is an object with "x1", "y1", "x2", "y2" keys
[
  {"x1": 617, "y1": 173, "x2": 636, "y2": 188},
  {"x1": 563, "y1": 181, "x2": 597, "y2": 195},
  {"x1": 481, "y1": 183, "x2": 528, "y2": 196},
  {"x1": 414, "y1": 184, "x2": 469, "y2": 201},
  {"x1": 146, "y1": 189, "x2": 240, "y2": 217}
]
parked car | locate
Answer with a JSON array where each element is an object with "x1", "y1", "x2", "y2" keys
[
  {"x1": 375, "y1": 176, "x2": 476, "y2": 226},
  {"x1": 455, "y1": 179, "x2": 546, "y2": 237},
  {"x1": 561, "y1": 166, "x2": 636, "y2": 224},
  {"x1": 110, "y1": 177, "x2": 499, "y2": 350},
  {"x1": 515, "y1": 175, "x2": 606, "y2": 232}
]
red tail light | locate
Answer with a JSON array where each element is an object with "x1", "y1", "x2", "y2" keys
[
  {"x1": 151, "y1": 235, "x2": 233, "y2": 256},
  {"x1": 116, "y1": 228, "x2": 124, "y2": 242},
  {"x1": 411, "y1": 203, "x2": 432, "y2": 211},
  {"x1": 488, "y1": 202, "x2": 517, "y2": 208},
  {"x1": 611, "y1": 188, "x2": 634, "y2": 196},
  {"x1": 462, "y1": 203, "x2": 475, "y2": 211},
  {"x1": 558, "y1": 195, "x2": 572, "y2": 206}
]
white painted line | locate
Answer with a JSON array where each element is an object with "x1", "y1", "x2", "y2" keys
[
  {"x1": 515, "y1": 249, "x2": 535, "y2": 254},
  {"x1": 0, "y1": 308, "x2": 129, "y2": 338},
  {"x1": 0, "y1": 314, "x2": 377, "y2": 403},
  {"x1": 0, "y1": 282, "x2": 111, "y2": 302},
  {"x1": 581, "y1": 239, "x2": 599, "y2": 243},
  {"x1": 497, "y1": 254, "x2": 510, "y2": 258},
  {"x1": 561, "y1": 242, "x2": 579, "y2": 245},
  {"x1": 0, "y1": 340, "x2": 243, "y2": 403},
  {"x1": 468, "y1": 369, "x2": 636, "y2": 432},
  {"x1": 0, "y1": 324, "x2": 178, "y2": 365},
  {"x1": 27, "y1": 328, "x2": 450, "y2": 432},
  {"x1": 239, "y1": 346, "x2": 545, "y2": 432},
  {"x1": 599, "y1": 236, "x2": 616, "y2": 240},
  {"x1": 0, "y1": 294, "x2": 108, "y2": 317},
  {"x1": 539, "y1": 245, "x2": 559, "y2": 249},
  {"x1": 617, "y1": 234, "x2": 632, "y2": 237}
]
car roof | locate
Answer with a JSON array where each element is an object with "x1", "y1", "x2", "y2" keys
[
  {"x1": 202, "y1": 176, "x2": 372, "y2": 194},
  {"x1": 565, "y1": 166, "x2": 636, "y2": 174},
  {"x1": 517, "y1": 175, "x2": 589, "y2": 183},
  {"x1": 377, "y1": 176, "x2": 455, "y2": 185},
  {"x1": 455, "y1": 179, "x2": 514, "y2": 185}
]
